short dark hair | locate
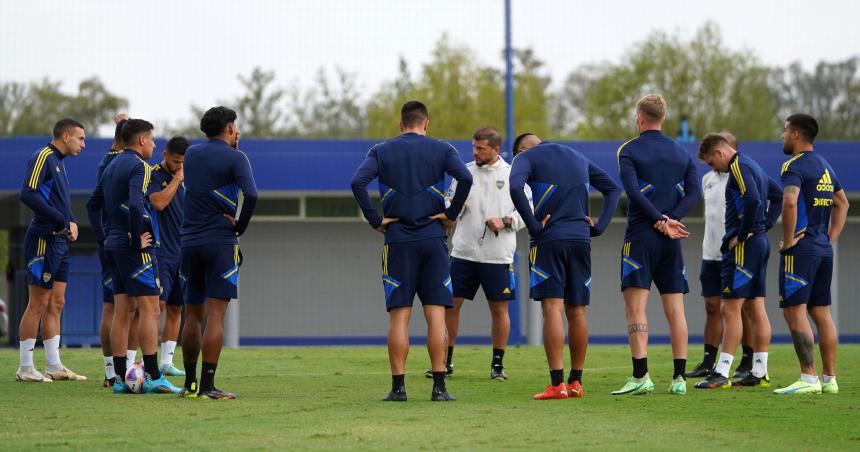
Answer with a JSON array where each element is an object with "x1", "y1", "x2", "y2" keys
[
  {"x1": 512, "y1": 133, "x2": 535, "y2": 155},
  {"x1": 786, "y1": 113, "x2": 819, "y2": 143},
  {"x1": 400, "y1": 101, "x2": 428, "y2": 128},
  {"x1": 165, "y1": 136, "x2": 190, "y2": 155},
  {"x1": 718, "y1": 131, "x2": 738, "y2": 149},
  {"x1": 52, "y1": 119, "x2": 84, "y2": 139},
  {"x1": 121, "y1": 118, "x2": 154, "y2": 144},
  {"x1": 473, "y1": 126, "x2": 501, "y2": 148},
  {"x1": 113, "y1": 119, "x2": 127, "y2": 145},
  {"x1": 698, "y1": 133, "x2": 729, "y2": 160},
  {"x1": 200, "y1": 106, "x2": 238, "y2": 138}
]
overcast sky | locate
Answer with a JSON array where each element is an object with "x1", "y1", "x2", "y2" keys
[{"x1": 2, "y1": 0, "x2": 857, "y2": 127}]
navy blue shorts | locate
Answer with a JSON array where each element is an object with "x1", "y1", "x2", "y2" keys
[
  {"x1": 106, "y1": 249, "x2": 161, "y2": 297},
  {"x1": 699, "y1": 259, "x2": 722, "y2": 297},
  {"x1": 529, "y1": 240, "x2": 591, "y2": 306},
  {"x1": 620, "y1": 237, "x2": 688, "y2": 294},
  {"x1": 182, "y1": 244, "x2": 241, "y2": 305},
  {"x1": 24, "y1": 228, "x2": 68, "y2": 289},
  {"x1": 779, "y1": 252, "x2": 832, "y2": 308},
  {"x1": 157, "y1": 257, "x2": 184, "y2": 306},
  {"x1": 721, "y1": 233, "x2": 769, "y2": 299},
  {"x1": 450, "y1": 257, "x2": 515, "y2": 301},
  {"x1": 381, "y1": 238, "x2": 453, "y2": 311},
  {"x1": 98, "y1": 246, "x2": 114, "y2": 303}
]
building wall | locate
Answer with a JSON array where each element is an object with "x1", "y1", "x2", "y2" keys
[{"x1": 237, "y1": 220, "x2": 859, "y2": 343}]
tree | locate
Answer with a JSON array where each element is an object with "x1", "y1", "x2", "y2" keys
[
  {"x1": 286, "y1": 67, "x2": 367, "y2": 138},
  {"x1": 366, "y1": 35, "x2": 551, "y2": 141},
  {"x1": 0, "y1": 77, "x2": 126, "y2": 136},
  {"x1": 558, "y1": 23, "x2": 777, "y2": 140},
  {"x1": 771, "y1": 57, "x2": 860, "y2": 140},
  {"x1": 235, "y1": 68, "x2": 286, "y2": 138}
]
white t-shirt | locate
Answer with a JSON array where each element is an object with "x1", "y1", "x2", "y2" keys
[{"x1": 702, "y1": 170, "x2": 729, "y2": 261}]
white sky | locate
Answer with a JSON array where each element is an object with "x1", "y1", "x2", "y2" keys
[{"x1": 1, "y1": 0, "x2": 857, "y2": 128}]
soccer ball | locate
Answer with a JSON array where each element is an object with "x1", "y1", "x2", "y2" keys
[{"x1": 125, "y1": 362, "x2": 147, "y2": 394}]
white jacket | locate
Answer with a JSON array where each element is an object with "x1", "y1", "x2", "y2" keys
[
  {"x1": 446, "y1": 157, "x2": 532, "y2": 264},
  {"x1": 702, "y1": 170, "x2": 729, "y2": 261}
]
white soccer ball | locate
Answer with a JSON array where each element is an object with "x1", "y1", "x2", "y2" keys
[{"x1": 125, "y1": 362, "x2": 147, "y2": 394}]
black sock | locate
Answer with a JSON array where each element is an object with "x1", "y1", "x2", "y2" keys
[
  {"x1": 492, "y1": 348, "x2": 505, "y2": 367},
  {"x1": 567, "y1": 369, "x2": 583, "y2": 384},
  {"x1": 632, "y1": 357, "x2": 648, "y2": 379},
  {"x1": 143, "y1": 353, "x2": 161, "y2": 380},
  {"x1": 550, "y1": 369, "x2": 564, "y2": 386},
  {"x1": 446, "y1": 346, "x2": 454, "y2": 367},
  {"x1": 184, "y1": 360, "x2": 198, "y2": 390},
  {"x1": 200, "y1": 361, "x2": 217, "y2": 392},
  {"x1": 391, "y1": 374, "x2": 405, "y2": 392},
  {"x1": 113, "y1": 356, "x2": 127, "y2": 383},
  {"x1": 432, "y1": 371, "x2": 446, "y2": 391},
  {"x1": 740, "y1": 344, "x2": 754, "y2": 368},
  {"x1": 703, "y1": 344, "x2": 718, "y2": 367},
  {"x1": 673, "y1": 359, "x2": 687, "y2": 380}
]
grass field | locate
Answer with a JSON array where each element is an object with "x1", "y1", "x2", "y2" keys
[{"x1": 2, "y1": 344, "x2": 859, "y2": 450}]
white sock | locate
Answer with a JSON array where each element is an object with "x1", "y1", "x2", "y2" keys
[
  {"x1": 19, "y1": 338, "x2": 36, "y2": 368},
  {"x1": 801, "y1": 373, "x2": 819, "y2": 384},
  {"x1": 127, "y1": 349, "x2": 137, "y2": 369},
  {"x1": 751, "y1": 352, "x2": 768, "y2": 378},
  {"x1": 103, "y1": 355, "x2": 116, "y2": 379},
  {"x1": 714, "y1": 352, "x2": 734, "y2": 378},
  {"x1": 44, "y1": 335, "x2": 62, "y2": 370},
  {"x1": 822, "y1": 374, "x2": 836, "y2": 383},
  {"x1": 160, "y1": 341, "x2": 177, "y2": 367}
]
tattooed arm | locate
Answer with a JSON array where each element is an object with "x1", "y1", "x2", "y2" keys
[{"x1": 780, "y1": 185, "x2": 803, "y2": 253}]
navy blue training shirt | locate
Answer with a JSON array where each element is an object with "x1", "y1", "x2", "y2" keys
[
  {"x1": 19, "y1": 144, "x2": 76, "y2": 236},
  {"x1": 509, "y1": 141, "x2": 621, "y2": 245},
  {"x1": 350, "y1": 132, "x2": 473, "y2": 244},
  {"x1": 617, "y1": 130, "x2": 701, "y2": 241},
  {"x1": 780, "y1": 151, "x2": 842, "y2": 256},
  {"x1": 724, "y1": 153, "x2": 782, "y2": 249},
  {"x1": 181, "y1": 138, "x2": 258, "y2": 248},
  {"x1": 94, "y1": 150, "x2": 159, "y2": 251},
  {"x1": 86, "y1": 149, "x2": 122, "y2": 244},
  {"x1": 147, "y1": 163, "x2": 184, "y2": 260}
]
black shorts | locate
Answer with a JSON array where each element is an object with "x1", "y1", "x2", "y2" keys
[
  {"x1": 24, "y1": 228, "x2": 68, "y2": 289},
  {"x1": 699, "y1": 259, "x2": 722, "y2": 297},
  {"x1": 182, "y1": 244, "x2": 241, "y2": 305},
  {"x1": 450, "y1": 257, "x2": 515, "y2": 301},
  {"x1": 106, "y1": 249, "x2": 161, "y2": 297},
  {"x1": 721, "y1": 233, "x2": 769, "y2": 299},
  {"x1": 98, "y1": 246, "x2": 114, "y2": 303},
  {"x1": 779, "y1": 252, "x2": 832, "y2": 308},
  {"x1": 381, "y1": 238, "x2": 453, "y2": 311},
  {"x1": 620, "y1": 237, "x2": 689, "y2": 294},
  {"x1": 529, "y1": 240, "x2": 591, "y2": 306},
  {"x1": 157, "y1": 258, "x2": 184, "y2": 305}
]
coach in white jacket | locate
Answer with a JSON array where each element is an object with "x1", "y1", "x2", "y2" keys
[{"x1": 430, "y1": 127, "x2": 530, "y2": 381}]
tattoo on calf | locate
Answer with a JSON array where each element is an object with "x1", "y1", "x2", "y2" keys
[
  {"x1": 627, "y1": 323, "x2": 648, "y2": 333},
  {"x1": 790, "y1": 330, "x2": 815, "y2": 369}
]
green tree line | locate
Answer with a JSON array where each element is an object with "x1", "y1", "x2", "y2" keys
[{"x1": 2, "y1": 24, "x2": 858, "y2": 141}]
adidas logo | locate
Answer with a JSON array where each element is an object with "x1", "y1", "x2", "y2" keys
[
  {"x1": 817, "y1": 169, "x2": 834, "y2": 192},
  {"x1": 503, "y1": 288, "x2": 511, "y2": 294},
  {"x1": 722, "y1": 287, "x2": 731, "y2": 293},
  {"x1": 721, "y1": 360, "x2": 730, "y2": 364}
]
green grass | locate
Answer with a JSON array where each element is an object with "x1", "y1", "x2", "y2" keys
[{"x1": 2, "y1": 345, "x2": 859, "y2": 451}]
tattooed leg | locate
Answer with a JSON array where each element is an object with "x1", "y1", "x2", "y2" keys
[{"x1": 783, "y1": 305, "x2": 817, "y2": 375}]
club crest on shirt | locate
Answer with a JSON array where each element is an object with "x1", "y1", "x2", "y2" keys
[{"x1": 496, "y1": 180, "x2": 505, "y2": 190}]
